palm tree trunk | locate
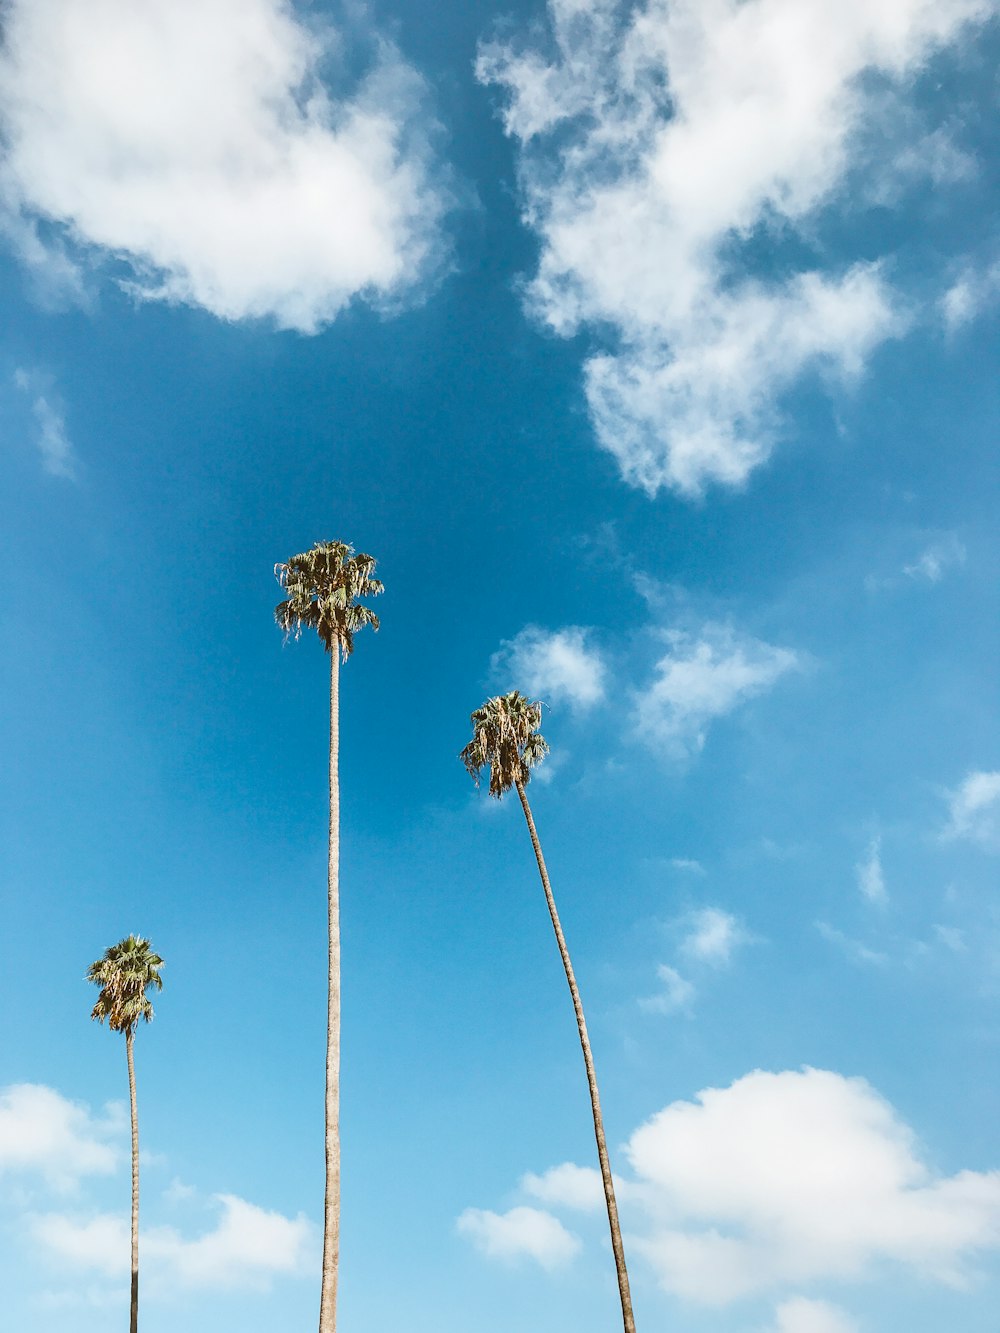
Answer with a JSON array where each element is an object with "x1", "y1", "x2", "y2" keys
[
  {"x1": 515, "y1": 780, "x2": 636, "y2": 1333},
  {"x1": 126, "y1": 1027, "x2": 139, "y2": 1333},
  {"x1": 319, "y1": 648, "x2": 341, "y2": 1333}
]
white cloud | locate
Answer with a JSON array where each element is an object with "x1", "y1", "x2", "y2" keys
[
  {"x1": 0, "y1": 0, "x2": 447, "y2": 331},
  {"x1": 639, "y1": 963, "x2": 695, "y2": 1015},
  {"x1": 633, "y1": 624, "x2": 798, "y2": 756},
  {"x1": 494, "y1": 625, "x2": 606, "y2": 711},
  {"x1": 479, "y1": 0, "x2": 993, "y2": 495},
  {"x1": 13, "y1": 368, "x2": 77, "y2": 478},
  {"x1": 625, "y1": 1067, "x2": 1000, "y2": 1305},
  {"x1": 903, "y1": 535, "x2": 966, "y2": 583},
  {"x1": 680, "y1": 907, "x2": 748, "y2": 966},
  {"x1": 772, "y1": 1296, "x2": 860, "y2": 1333},
  {"x1": 670, "y1": 857, "x2": 706, "y2": 875},
  {"x1": 0, "y1": 1084, "x2": 122, "y2": 1189},
  {"x1": 941, "y1": 259, "x2": 1000, "y2": 331},
  {"x1": 457, "y1": 1205, "x2": 581, "y2": 1269},
  {"x1": 856, "y1": 836, "x2": 888, "y2": 907},
  {"x1": 32, "y1": 1194, "x2": 313, "y2": 1291},
  {"x1": 943, "y1": 771, "x2": 1000, "y2": 848},
  {"x1": 521, "y1": 1163, "x2": 605, "y2": 1213}
]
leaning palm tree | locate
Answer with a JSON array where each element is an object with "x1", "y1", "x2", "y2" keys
[
  {"x1": 87, "y1": 934, "x2": 164, "y2": 1333},
  {"x1": 461, "y1": 692, "x2": 636, "y2": 1332},
  {"x1": 275, "y1": 540, "x2": 382, "y2": 1333}
]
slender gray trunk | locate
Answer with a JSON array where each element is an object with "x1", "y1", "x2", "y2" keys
[
  {"x1": 319, "y1": 649, "x2": 341, "y2": 1333},
  {"x1": 126, "y1": 1028, "x2": 139, "y2": 1333},
  {"x1": 515, "y1": 780, "x2": 636, "y2": 1333}
]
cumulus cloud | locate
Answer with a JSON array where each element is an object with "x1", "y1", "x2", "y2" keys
[
  {"x1": 13, "y1": 368, "x2": 77, "y2": 478},
  {"x1": 32, "y1": 1194, "x2": 313, "y2": 1290},
  {"x1": 0, "y1": 0, "x2": 447, "y2": 330},
  {"x1": 633, "y1": 624, "x2": 798, "y2": 756},
  {"x1": 493, "y1": 625, "x2": 606, "y2": 711},
  {"x1": 856, "y1": 836, "x2": 888, "y2": 907},
  {"x1": 479, "y1": 0, "x2": 994, "y2": 495},
  {"x1": 942, "y1": 771, "x2": 1000, "y2": 848},
  {"x1": 521, "y1": 1163, "x2": 605, "y2": 1213},
  {"x1": 457, "y1": 1205, "x2": 581, "y2": 1269},
  {"x1": 626, "y1": 1067, "x2": 1000, "y2": 1305},
  {"x1": 772, "y1": 1297, "x2": 860, "y2": 1333},
  {"x1": 680, "y1": 907, "x2": 749, "y2": 965},
  {"x1": 0, "y1": 1084, "x2": 122, "y2": 1189}
]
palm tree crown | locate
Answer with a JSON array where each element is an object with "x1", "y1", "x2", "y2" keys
[
  {"x1": 460, "y1": 691, "x2": 549, "y2": 798},
  {"x1": 87, "y1": 935, "x2": 164, "y2": 1035},
  {"x1": 275, "y1": 541, "x2": 383, "y2": 659}
]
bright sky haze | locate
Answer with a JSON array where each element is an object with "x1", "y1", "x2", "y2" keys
[{"x1": 0, "y1": 1, "x2": 998, "y2": 1331}]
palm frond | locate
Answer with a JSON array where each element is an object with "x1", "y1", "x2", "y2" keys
[
  {"x1": 87, "y1": 935, "x2": 164, "y2": 1036},
  {"x1": 460, "y1": 691, "x2": 549, "y2": 799},
  {"x1": 273, "y1": 540, "x2": 383, "y2": 658}
]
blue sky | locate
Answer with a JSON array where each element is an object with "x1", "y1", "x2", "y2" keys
[{"x1": 0, "y1": 1, "x2": 998, "y2": 1330}]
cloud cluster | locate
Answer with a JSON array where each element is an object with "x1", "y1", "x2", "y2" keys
[
  {"x1": 0, "y1": 0, "x2": 447, "y2": 330},
  {"x1": 479, "y1": 0, "x2": 994, "y2": 494},
  {"x1": 1, "y1": 1083, "x2": 312, "y2": 1300},
  {"x1": 33, "y1": 1194, "x2": 312, "y2": 1290},
  {"x1": 460, "y1": 1068, "x2": 1000, "y2": 1318}
]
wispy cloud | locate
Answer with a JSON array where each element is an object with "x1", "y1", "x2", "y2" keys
[
  {"x1": 903, "y1": 535, "x2": 966, "y2": 583},
  {"x1": 639, "y1": 963, "x2": 695, "y2": 1015},
  {"x1": 941, "y1": 258, "x2": 1000, "y2": 332},
  {"x1": 679, "y1": 907, "x2": 750, "y2": 966},
  {"x1": 0, "y1": 0, "x2": 449, "y2": 330},
  {"x1": 633, "y1": 624, "x2": 799, "y2": 758},
  {"x1": 856, "y1": 836, "x2": 888, "y2": 907},
  {"x1": 816, "y1": 921, "x2": 889, "y2": 966},
  {"x1": 13, "y1": 368, "x2": 77, "y2": 478},
  {"x1": 493, "y1": 625, "x2": 606, "y2": 711},
  {"x1": 942, "y1": 770, "x2": 1000, "y2": 849},
  {"x1": 478, "y1": 0, "x2": 991, "y2": 495}
]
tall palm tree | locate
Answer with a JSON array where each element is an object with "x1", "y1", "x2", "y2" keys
[
  {"x1": 87, "y1": 934, "x2": 164, "y2": 1333},
  {"x1": 275, "y1": 540, "x2": 382, "y2": 1333},
  {"x1": 461, "y1": 692, "x2": 636, "y2": 1333}
]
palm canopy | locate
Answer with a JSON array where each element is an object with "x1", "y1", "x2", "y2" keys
[
  {"x1": 460, "y1": 691, "x2": 549, "y2": 798},
  {"x1": 275, "y1": 540, "x2": 383, "y2": 659},
  {"x1": 87, "y1": 935, "x2": 164, "y2": 1035}
]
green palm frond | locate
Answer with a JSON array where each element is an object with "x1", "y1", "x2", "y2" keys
[
  {"x1": 274, "y1": 540, "x2": 383, "y2": 659},
  {"x1": 87, "y1": 935, "x2": 164, "y2": 1036},
  {"x1": 460, "y1": 691, "x2": 549, "y2": 799}
]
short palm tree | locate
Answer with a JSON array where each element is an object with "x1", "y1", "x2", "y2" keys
[
  {"x1": 461, "y1": 692, "x2": 636, "y2": 1333},
  {"x1": 275, "y1": 540, "x2": 382, "y2": 1333},
  {"x1": 87, "y1": 934, "x2": 164, "y2": 1333}
]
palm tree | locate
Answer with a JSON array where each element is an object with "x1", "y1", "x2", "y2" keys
[
  {"x1": 275, "y1": 540, "x2": 382, "y2": 1333},
  {"x1": 461, "y1": 692, "x2": 636, "y2": 1333},
  {"x1": 87, "y1": 934, "x2": 164, "y2": 1333}
]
